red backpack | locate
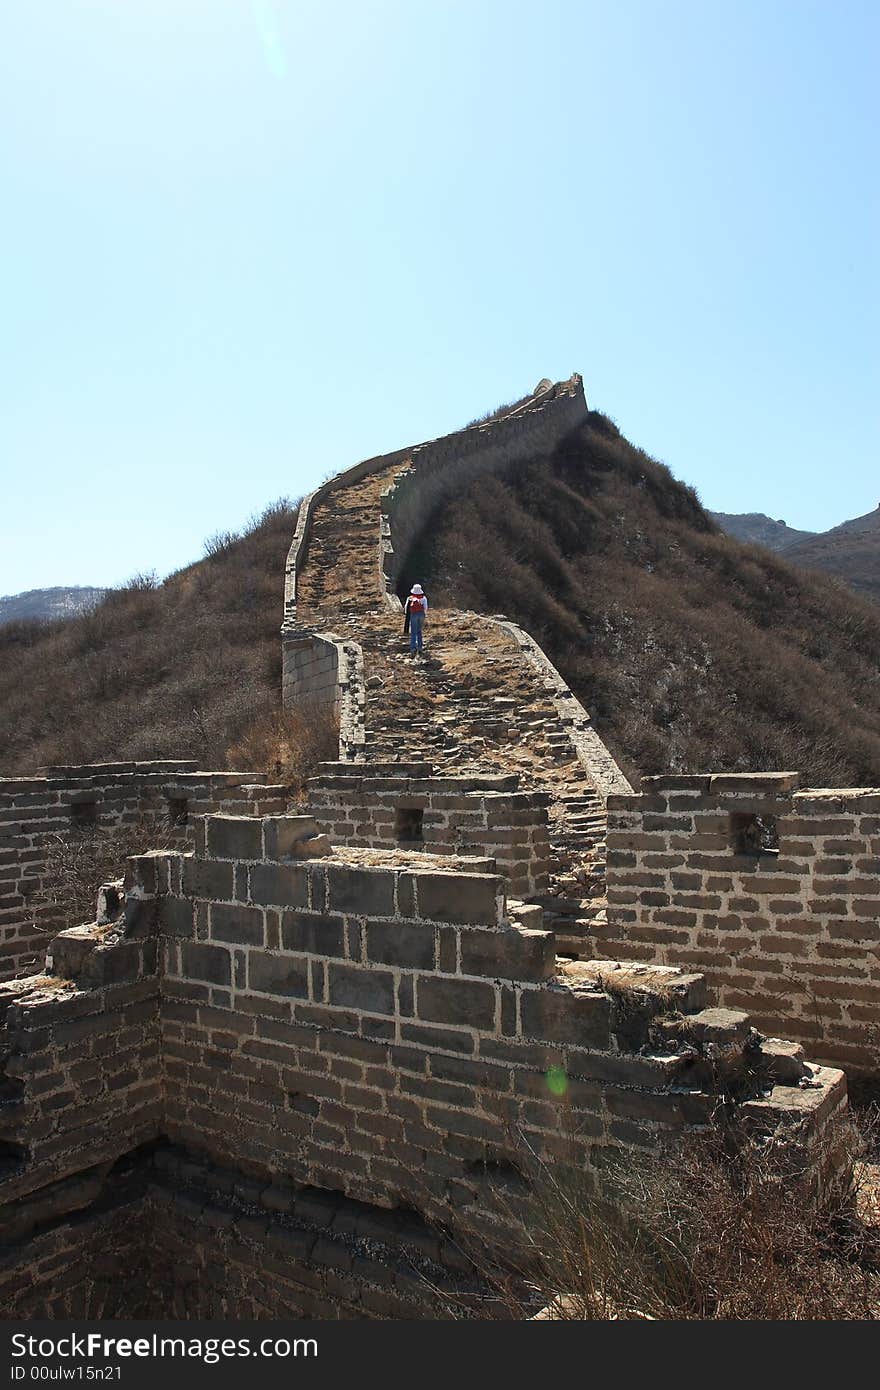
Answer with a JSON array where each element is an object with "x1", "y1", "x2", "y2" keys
[{"x1": 409, "y1": 594, "x2": 426, "y2": 614}]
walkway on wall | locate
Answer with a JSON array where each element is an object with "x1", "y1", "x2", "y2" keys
[{"x1": 296, "y1": 458, "x2": 609, "y2": 937}]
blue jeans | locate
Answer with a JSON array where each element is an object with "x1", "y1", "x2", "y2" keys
[{"x1": 409, "y1": 612, "x2": 424, "y2": 653}]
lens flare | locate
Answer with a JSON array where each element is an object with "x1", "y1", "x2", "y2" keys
[
  {"x1": 546, "y1": 1065, "x2": 568, "y2": 1098},
  {"x1": 251, "y1": 0, "x2": 287, "y2": 79}
]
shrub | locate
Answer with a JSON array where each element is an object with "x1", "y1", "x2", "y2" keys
[
  {"x1": 421, "y1": 421, "x2": 880, "y2": 784},
  {"x1": 0, "y1": 499, "x2": 299, "y2": 774},
  {"x1": 441, "y1": 1110, "x2": 880, "y2": 1320},
  {"x1": 27, "y1": 819, "x2": 175, "y2": 938}
]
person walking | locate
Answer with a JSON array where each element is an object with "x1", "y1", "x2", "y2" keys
[{"x1": 404, "y1": 584, "x2": 428, "y2": 657}]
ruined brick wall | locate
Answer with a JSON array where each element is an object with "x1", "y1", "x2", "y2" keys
[
  {"x1": 0, "y1": 808, "x2": 849, "y2": 1318},
  {"x1": 598, "y1": 774, "x2": 880, "y2": 1073},
  {"x1": 306, "y1": 763, "x2": 552, "y2": 899},
  {"x1": 0, "y1": 1146, "x2": 470, "y2": 1319},
  {"x1": 0, "y1": 762, "x2": 276, "y2": 984},
  {"x1": 145, "y1": 815, "x2": 845, "y2": 1226}
]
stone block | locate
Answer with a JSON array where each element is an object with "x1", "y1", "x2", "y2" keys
[
  {"x1": 249, "y1": 862, "x2": 310, "y2": 909},
  {"x1": 280, "y1": 911, "x2": 345, "y2": 957},
  {"x1": 181, "y1": 942, "x2": 232, "y2": 986},
  {"x1": 327, "y1": 963, "x2": 395, "y2": 1015},
  {"x1": 761, "y1": 1038, "x2": 808, "y2": 1083},
  {"x1": 416, "y1": 975, "x2": 496, "y2": 1030},
  {"x1": 416, "y1": 871, "x2": 501, "y2": 926},
  {"x1": 365, "y1": 921, "x2": 435, "y2": 970},
  {"x1": 182, "y1": 858, "x2": 235, "y2": 902},
  {"x1": 248, "y1": 950, "x2": 309, "y2": 999},
  {"x1": 458, "y1": 927, "x2": 556, "y2": 981},
  {"x1": 158, "y1": 898, "x2": 194, "y2": 939},
  {"x1": 519, "y1": 985, "x2": 611, "y2": 1048},
  {"x1": 205, "y1": 816, "x2": 263, "y2": 861},
  {"x1": 210, "y1": 903, "x2": 265, "y2": 947},
  {"x1": 326, "y1": 865, "x2": 395, "y2": 917}
]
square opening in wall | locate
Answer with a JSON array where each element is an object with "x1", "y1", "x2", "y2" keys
[
  {"x1": 70, "y1": 800, "x2": 98, "y2": 829},
  {"x1": 730, "y1": 812, "x2": 779, "y2": 857},
  {"x1": 395, "y1": 806, "x2": 424, "y2": 844},
  {"x1": 167, "y1": 796, "x2": 189, "y2": 828}
]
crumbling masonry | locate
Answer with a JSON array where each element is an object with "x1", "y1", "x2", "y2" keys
[{"x1": 0, "y1": 375, "x2": 872, "y2": 1317}]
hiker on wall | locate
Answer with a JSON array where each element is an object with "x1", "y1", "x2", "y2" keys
[{"x1": 404, "y1": 584, "x2": 428, "y2": 656}]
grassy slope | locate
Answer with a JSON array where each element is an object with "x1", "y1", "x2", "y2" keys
[
  {"x1": 0, "y1": 502, "x2": 297, "y2": 776},
  {"x1": 418, "y1": 415, "x2": 880, "y2": 787},
  {"x1": 3, "y1": 417, "x2": 878, "y2": 789}
]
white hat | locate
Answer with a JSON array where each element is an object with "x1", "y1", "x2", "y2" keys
[{"x1": 411, "y1": 584, "x2": 424, "y2": 595}]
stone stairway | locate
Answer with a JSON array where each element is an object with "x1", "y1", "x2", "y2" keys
[{"x1": 294, "y1": 457, "x2": 610, "y2": 945}]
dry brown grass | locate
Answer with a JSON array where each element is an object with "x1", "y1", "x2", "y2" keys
[
  {"x1": 422, "y1": 416, "x2": 880, "y2": 785},
  {"x1": 28, "y1": 819, "x2": 175, "y2": 938},
  {"x1": 227, "y1": 704, "x2": 340, "y2": 800},
  {"x1": 0, "y1": 499, "x2": 298, "y2": 774},
  {"x1": 442, "y1": 1110, "x2": 880, "y2": 1320}
]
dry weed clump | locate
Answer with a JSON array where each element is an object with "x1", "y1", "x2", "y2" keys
[
  {"x1": 226, "y1": 703, "x2": 340, "y2": 799},
  {"x1": 28, "y1": 819, "x2": 176, "y2": 939},
  {"x1": 440, "y1": 1111, "x2": 880, "y2": 1321}
]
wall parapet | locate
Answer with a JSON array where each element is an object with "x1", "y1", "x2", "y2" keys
[
  {"x1": 487, "y1": 617, "x2": 633, "y2": 802},
  {"x1": 0, "y1": 763, "x2": 272, "y2": 984},
  {"x1": 599, "y1": 771, "x2": 880, "y2": 1072}
]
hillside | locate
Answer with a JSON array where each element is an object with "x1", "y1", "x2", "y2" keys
[
  {"x1": 782, "y1": 507, "x2": 880, "y2": 601},
  {"x1": 417, "y1": 414, "x2": 880, "y2": 787},
  {"x1": 709, "y1": 512, "x2": 815, "y2": 551},
  {"x1": 0, "y1": 586, "x2": 106, "y2": 626},
  {"x1": 0, "y1": 502, "x2": 297, "y2": 776},
  {"x1": 2, "y1": 416, "x2": 879, "y2": 790}
]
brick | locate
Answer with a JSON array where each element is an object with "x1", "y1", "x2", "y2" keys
[
  {"x1": 158, "y1": 898, "x2": 194, "y2": 939},
  {"x1": 249, "y1": 863, "x2": 310, "y2": 909},
  {"x1": 327, "y1": 964, "x2": 395, "y2": 1015},
  {"x1": 365, "y1": 920, "x2": 435, "y2": 970},
  {"x1": 280, "y1": 911, "x2": 345, "y2": 957},
  {"x1": 458, "y1": 927, "x2": 555, "y2": 981},
  {"x1": 206, "y1": 816, "x2": 263, "y2": 860},
  {"x1": 416, "y1": 975, "x2": 496, "y2": 1030},
  {"x1": 519, "y1": 986, "x2": 611, "y2": 1048},
  {"x1": 248, "y1": 950, "x2": 310, "y2": 998},
  {"x1": 210, "y1": 903, "x2": 265, "y2": 947},
  {"x1": 325, "y1": 865, "x2": 395, "y2": 917},
  {"x1": 180, "y1": 942, "x2": 231, "y2": 985},
  {"x1": 416, "y1": 872, "x2": 500, "y2": 926},
  {"x1": 182, "y1": 859, "x2": 235, "y2": 901}
]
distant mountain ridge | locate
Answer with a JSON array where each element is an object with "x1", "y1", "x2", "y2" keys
[
  {"x1": 782, "y1": 507, "x2": 880, "y2": 601},
  {"x1": 712, "y1": 506, "x2": 879, "y2": 600},
  {"x1": 709, "y1": 512, "x2": 816, "y2": 552},
  {"x1": 0, "y1": 586, "x2": 107, "y2": 626}
]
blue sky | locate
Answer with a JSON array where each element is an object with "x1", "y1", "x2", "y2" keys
[{"x1": 1, "y1": 0, "x2": 877, "y2": 593}]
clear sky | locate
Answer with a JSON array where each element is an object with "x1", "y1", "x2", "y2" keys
[{"x1": 1, "y1": 0, "x2": 877, "y2": 594}]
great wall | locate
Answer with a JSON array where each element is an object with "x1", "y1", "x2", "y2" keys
[{"x1": 0, "y1": 373, "x2": 875, "y2": 1316}]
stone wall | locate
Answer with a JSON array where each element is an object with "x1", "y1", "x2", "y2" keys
[
  {"x1": 487, "y1": 618, "x2": 633, "y2": 801},
  {"x1": 306, "y1": 761, "x2": 552, "y2": 899},
  {"x1": 379, "y1": 376, "x2": 587, "y2": 605},
  {"x1": 0, "y1": 807, "x2": 849, "y2": 1317},
  {"x1": 0, "y1": 1146, "x2": 475, "y2": 1319},
  {"x1": 0, "y1": 762, "x2": 277, "y2": 984},
  {"x1": 280, "y1": 633, "x2": 365, "y2": 762},
  {"x1": 596, "y1": 773, "x2": 880, "y2": 1073}
]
